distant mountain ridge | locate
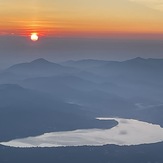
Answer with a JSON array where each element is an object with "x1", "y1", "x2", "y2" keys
[
  {"x1": 6, "y1": 57, "x2": 163, "y2": 72},
  {"x1": 62, "y1": 57, "x2": 163, "y2": 71},
  {"x1": 6, "y1": 58, "x2": 78, "y2": 77},
  {"x1": 8, "y1": 58, "x2": 65, "y2": 71},
  {"x1": 0, "y1": 57, "x2": 163, "y2": 132}
]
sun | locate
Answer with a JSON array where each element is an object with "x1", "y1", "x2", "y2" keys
[{"x1": 30, "y1": 33, "x2": 39, "y2": 41}]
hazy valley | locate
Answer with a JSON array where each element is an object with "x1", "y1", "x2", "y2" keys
[{"x1": 0, "y1": 57, "x2": 163, "y2": 162}]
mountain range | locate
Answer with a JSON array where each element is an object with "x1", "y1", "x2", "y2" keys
[
  {"x1": 1, "y1": 57, "x2": 163, "y2": 162},
  {"x1": 0, "y1": 57, "x2": 163, "y2": 141}
]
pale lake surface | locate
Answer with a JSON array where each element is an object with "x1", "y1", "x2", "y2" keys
[{"x1": 1, "y1": 118, "x2": 163, "y2": 148}]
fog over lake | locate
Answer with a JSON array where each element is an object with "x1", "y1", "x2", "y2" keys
[{"x1": 1, "y1": 118, "x2": 163, "y2": 148}]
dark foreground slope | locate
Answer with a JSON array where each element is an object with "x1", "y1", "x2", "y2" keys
[
  {"x1": 0, "y1": 84, "x2": 116, "y2": 142},
  {"x1": 0, "y1": 142, "x2": 163, "y2": 163}
]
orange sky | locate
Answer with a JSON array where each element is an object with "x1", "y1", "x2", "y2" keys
[{"x1": 1, "y1": 0, "x2": 163, "y2": 37}]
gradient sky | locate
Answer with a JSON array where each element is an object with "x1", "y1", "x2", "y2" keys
[
  {"x1": 1, "y1": 0, "x2": 163, "y2": 36},
  {"x1": 0, "y1": 0, "x2": 163, "y2": 68}
]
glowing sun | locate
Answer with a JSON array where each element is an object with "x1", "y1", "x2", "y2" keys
[{"x1": 30, "y1": 33, "x2": 39, "y2": 41}]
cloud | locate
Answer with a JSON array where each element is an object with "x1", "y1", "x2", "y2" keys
[
  {"x1": 1, "y1": 118, "x2": 163, "y2": 148},
  {"x1": 119, "y1": 130, "x2": 128, "y2": 135},
  {"x1": 129, "y1": 0, "x2": 163, "y2": 11},
  {"x1": 119, "y1": 119, "x2": 128, "y2": 124}
]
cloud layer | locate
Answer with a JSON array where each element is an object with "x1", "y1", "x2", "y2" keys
[
  {"x1": 1, "y1": 118, "x2": 163, "y2": 148},
  {"x1": 130, "y1": 0, "x2": 163, "y2": 11}
]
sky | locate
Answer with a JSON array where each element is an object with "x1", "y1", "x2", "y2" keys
[
  {"x1": 0, "y1": 0, "x2": 163, "y2": 67},
  {"x1": 1, "y1": 0, "x2": 163, "y2": 36}
]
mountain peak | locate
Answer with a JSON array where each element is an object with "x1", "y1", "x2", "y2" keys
[
  {"x1": 133, "y1": 57, "x2": 145, "y2": 61},
  {"x1": 125, "y1": 57, "x2": 146, "y2": 63},
  {"x1": 30, "y1": 58, "x2": 51, "y2": 64}
]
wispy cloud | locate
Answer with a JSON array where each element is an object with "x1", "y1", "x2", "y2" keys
[{"x1": 130, "y1": 0, "x2": 163, "y2": 11}]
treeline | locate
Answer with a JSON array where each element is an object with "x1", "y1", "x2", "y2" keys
[{"x1": 0, "y1": 142, "x2": 163, "y2": 163}]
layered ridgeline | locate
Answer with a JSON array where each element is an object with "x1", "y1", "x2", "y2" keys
[
  {"x1": 0, "y1": 58, "x2": 163, "y2": 143},
  {"x1": 0, "y1": 84, "x2": 116, "y2": 142}
]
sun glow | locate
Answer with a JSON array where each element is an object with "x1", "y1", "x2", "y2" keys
[{"x1": 30, "y1": 33, "x2": 39, "y2": 41}]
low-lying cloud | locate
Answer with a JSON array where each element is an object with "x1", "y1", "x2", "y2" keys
[{"x1": 1, "y1": 118, "x2": 163, "y2": 148}]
